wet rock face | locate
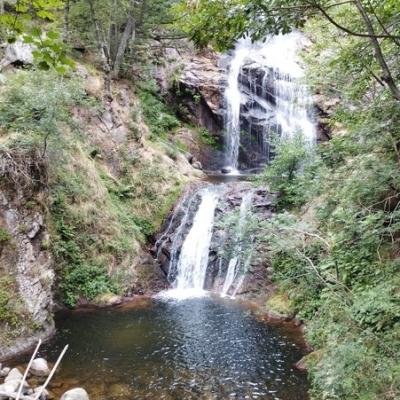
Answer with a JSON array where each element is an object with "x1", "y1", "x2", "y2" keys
[{"x1": 154, "y1": 182, "x2": 275, "y2": 296}]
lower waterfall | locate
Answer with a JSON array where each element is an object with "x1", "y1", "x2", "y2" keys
[{"x1": 173, "y1": 187, "x2": 221, "y2": 297}]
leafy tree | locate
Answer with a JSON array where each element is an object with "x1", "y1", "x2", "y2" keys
[
  {"x1": 0, "y1": 0, "x2": 74, "y2": 71},
  {"x1": 65, "y1": 0, "x2": 179, "y2": 98}
]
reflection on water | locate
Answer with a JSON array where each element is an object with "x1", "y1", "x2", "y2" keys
[{"x1": 32, "y1": 297, "x2": 308, "y2": 399}]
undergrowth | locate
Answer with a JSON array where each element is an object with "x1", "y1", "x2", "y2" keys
[{"x1": 0, "y1": 70, "x2": 185, "y2": 308}]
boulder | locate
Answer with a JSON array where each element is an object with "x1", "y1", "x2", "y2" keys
[
  {"x1": 60, "y1": 388, "x2": 89, "y2": 400},
  {"x1": 30, "y1": 358, "x2": 50, "y2": 377},
  {"x1": 0, "y1": 39, "x2": 34, "y2": 70},
  {"x1": 192, "y1": 161, "x2": 203, "y2": 170},
  {"x1": 221, "y1": 167, "x2": 233, "y2": 174},
  {"x1": 0, "y1": 367, "x2": 10, "y2": 378},
  {"x1": 92, "y1": 293, "x2": 123, "y2": 308},
  {"x1": 0, "y1": 379, "x2": 22, "y2": 399},
  {"x1": 5, "y1": 368, "x2": 23, "y2": 382}
]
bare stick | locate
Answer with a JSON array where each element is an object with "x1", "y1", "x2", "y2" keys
[
  {"x1": 32, "y1": 345, "x2": 69, "y2": 400},
  {"x1": 16, "y1": 340, "x2": 42, "y2": 400}
]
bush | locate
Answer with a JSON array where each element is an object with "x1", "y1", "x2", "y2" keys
[
  {"x1": 258, "y1": 133, "x2": 318, "y2": 208},
  {"x1": 0, "y1": 276, "x2": 23, "y2": 328},
  {"x1": 138, "y1": 89, "x2": 180, "y2": 139},
  {"x1": 60, "y1": 264, "x2": 117, "y2": 308},
  {"x1": 0, "y1": 227, "x2": 11, "y2": 244}
]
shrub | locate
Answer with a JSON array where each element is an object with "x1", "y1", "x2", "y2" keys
[
  {"x1": 0, "y1": 227, "x2": 11, "y2": 244},
  {"x1": 138, "y1": 89, "x2": 180, "y2": 139},
  {"x1": 60, "y1": 264, "x2": 117, "y2": 308}
]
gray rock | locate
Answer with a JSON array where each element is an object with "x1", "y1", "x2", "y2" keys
[
  {"x1": 221, "y1": 167, "x2": 233, "y2": 174},
  {"x1": 30, "y1": 358, "x2": 50, "y2": 377},
  {"x1": 0, "y1": 39, "x2": 34, "y2": 70},
  {"x1": 192, "y1": 161, "x2": 203, "y2": 170},
  {"x1": 5, "y1": 367, "x2": 23, "y2": 382},
  {"x1": 60, "y1": 388, "x2": 89, "y2": 400},
  {"x1": 0, "y1": 367, "x2": 10, "y2": 377}
]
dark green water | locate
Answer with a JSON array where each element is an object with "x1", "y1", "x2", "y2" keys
[{"x1": 33, "y1": 297, "x2": 308, "y2": 399}]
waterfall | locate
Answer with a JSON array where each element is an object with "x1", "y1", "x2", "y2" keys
[
  {"x1": 159, "y1": 187, "x2": 221, "y2": 300},
  {"x1": 223, "y1": 32, "x2": 316, "y2": 170},
  {"x1": 224, "y1": 42, "x2": 252, "y2": 171},
  {"x1": 220, "y1": 190, "x2": 254, "y2": 298}
]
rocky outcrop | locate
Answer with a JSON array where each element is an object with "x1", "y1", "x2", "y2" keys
[
  {"x1": 0, "y1": 184, "x2": 54, "y2": 361},
  {"x1": 0, "y1": 39, "x2": 34, "y2": 71},
  {"x1": 155, "y1": 46, "x2": 226, "y2": 169},
  {"x1": 156, "y1": 47, "x2": 225, "y2": 135},
  {"x1": 314, "y1": 94, "x2": 345, "y2": 140}
]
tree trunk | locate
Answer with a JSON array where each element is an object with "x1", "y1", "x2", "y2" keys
[
  {"x1": 87, "y1": 0, "x2": 113, "y2": 100},
  {"x1": 112, "y1": 16, "x2": 135, "y2": 78},
  {"x1": 63, "y1": 0, "x2": 70, "y2": 43},
  {"x1": 354, "y1": 0, "x2": 400, "y2": 101}
]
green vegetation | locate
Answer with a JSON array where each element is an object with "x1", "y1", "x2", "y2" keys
[
  {"x1": 198, "y1": 128, "x2": 221, "y2": 150},
  {"x1": 0, "y1": 228, "x2": 11, "y2": 244},
  {"x1": 139, "y1": 89, "x2": 180, "y2": 140},
  {"x1": 256, "y1": 116, "x2": 400, "y2": 398},
  {"x1": 0, "y1": 275, "x2": 27, "y2": 341},
  {"x1": 0, "y1": 66, "x2": 186, "y2": 308}
]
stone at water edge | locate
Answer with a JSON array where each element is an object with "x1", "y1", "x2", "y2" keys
[
  {"x1": 0, "y1": 367, "x2": 10, "y2": 378},
  {"x1": 60, "y1": 388, "x2": 89, "y2": 400},
  {"x1": 4, "y1": 367, "x2": 23, "y2": 382},
  {"x1": 30, "y1": 358, "x2": 50, "y2": 377},
  {"x1": 221, "y1": 166, "x2": 233, "y2": 174}
]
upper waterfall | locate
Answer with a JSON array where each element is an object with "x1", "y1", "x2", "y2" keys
[{"x1": 223, "y1": 32, "x2": 316, "y2": 171}]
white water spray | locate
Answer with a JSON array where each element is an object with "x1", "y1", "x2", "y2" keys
[{"x1": 221, "y1": 191, "x2": 254, "y2": 298}]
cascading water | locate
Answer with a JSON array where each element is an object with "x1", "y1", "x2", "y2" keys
[
  {"x1": 223, "y1": 32, "x2": 316, "y2": 170},
  {"x1": 220, "y1": 190, "x2": 254, "y2": 298},
  {"x1": 159, "y1": 186, "x2": 222, "y2": 299},
  {"x1": 157, "y1": 32, "x2": 317, "y2": 301},
  {"x1": 224, "y1": 42, "x2": 252, "y2": 171}
]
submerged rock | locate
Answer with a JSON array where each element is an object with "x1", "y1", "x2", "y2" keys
[
  {"x1": 60, "y1": 388, "x2": 89, "y2": 400},
  {"x1": 30, "y1": 358, "x2": 50, "y2": 377}
]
